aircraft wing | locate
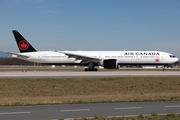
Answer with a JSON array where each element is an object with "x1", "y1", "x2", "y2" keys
[
  {"x1": 4, "y1": 52, "x2": 29, "y2": 58},
  {"x1": 60, "y1": 51, "x2": 102, "y2": 62}
]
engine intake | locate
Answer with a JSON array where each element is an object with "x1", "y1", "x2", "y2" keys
[{"x1": 103, "y1": 59, "x2": 117, "y2": 69}]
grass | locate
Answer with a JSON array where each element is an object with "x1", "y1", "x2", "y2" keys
[
  {"x1": 0, "y1": 77, "x2": 180, "y2": 106},
  {"x1": 58, "y1": 113, "x2": 180, "y2": 120}
]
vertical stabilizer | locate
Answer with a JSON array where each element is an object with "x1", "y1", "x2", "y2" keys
[{"x1": 12, "y1": 30, "x2": 37, "y2": 53}]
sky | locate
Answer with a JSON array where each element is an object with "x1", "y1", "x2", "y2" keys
[{"x1": 0, "y1": 0, "x2": 180, "y2": 58}]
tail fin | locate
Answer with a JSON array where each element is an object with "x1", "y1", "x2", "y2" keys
[{"x1": 12, "y1": 30, "x2": 37, "y2": 53}]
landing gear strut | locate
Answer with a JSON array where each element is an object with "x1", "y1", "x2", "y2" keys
[
  {"x1": 84, "y1": 62, "x2": 98, "y2": 71},
  {"x1": 162, "y1": 65, "x2": 167, "y2": 71}
]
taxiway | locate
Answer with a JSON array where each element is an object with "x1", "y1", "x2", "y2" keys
[{"x1": 0, "y1": 101, "x2": 180, "y2": 120}]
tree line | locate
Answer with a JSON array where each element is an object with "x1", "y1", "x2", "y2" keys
[{"x1": 0, "y1": 57, "x2": 34, "y2": 65}]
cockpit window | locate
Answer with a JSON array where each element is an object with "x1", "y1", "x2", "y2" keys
[{"x1": 169, "y1": 55, "x2": 176, "y2": 58}]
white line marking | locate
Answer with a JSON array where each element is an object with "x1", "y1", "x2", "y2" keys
[
  {"x1": 115, "y1": 107, "x2": 142, "y2": 110},
  {"x1": 0, "y1": 111, "x2": 31, "y2": 115},
  {"x1": 165, "y1": 105, "x2": 180, "y2": 108},
  {"x1": 64, "y1": 117, "x2": 93, "y2": 120},
  {"x1": 61, "y1": 109, "x2": 90, "y2": 112}
]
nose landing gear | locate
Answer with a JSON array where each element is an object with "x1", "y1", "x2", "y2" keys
[{"x1": 162, "y1": 65, "x2": 167, "y2": 71}]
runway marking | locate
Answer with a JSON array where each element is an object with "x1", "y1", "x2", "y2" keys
[
  {"x1": 165, "y1": 105, "x2": 180, "y2": 108},
  {"x1": 115, "y1": 107, "x2": 142, "y2": 110},
  {"x1": 61, "y1": 109, "x2": 90, "y2": 112},
  {"x1": 0, "y1": 111, "x2": 31, "y2": 115}
]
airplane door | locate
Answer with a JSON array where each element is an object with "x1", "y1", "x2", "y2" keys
[
  {"x1": 38, "y1": 54, "x2": 41, "y2": 60},
  {"x1": 99, "y1": 54, "x2": 104, "y2": 59},
  {"x1": 136, "y1": 55, "x2": 143, "y2": 63},
  {"x1": 136, "y1": 55, "x2": 140, "y2": 60},
  {"x1": 161, "y1": 56, "x2": 164, "y2": 60}
]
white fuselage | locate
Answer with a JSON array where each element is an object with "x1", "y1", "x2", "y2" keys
[{"x1": 12, "y1": 51, "x2": 178, "y2": 66}]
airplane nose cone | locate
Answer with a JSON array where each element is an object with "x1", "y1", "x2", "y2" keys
[
  {"x1": 174, "y1": 57, "x2": 179, "y2": 63},
  {"x1": 176, "y1": 58, "x2": 179, "y2": 62}
]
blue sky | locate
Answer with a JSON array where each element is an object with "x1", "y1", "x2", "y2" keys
[{"x1": 0, "y1": 0, "x2": 180, "y2": 58}]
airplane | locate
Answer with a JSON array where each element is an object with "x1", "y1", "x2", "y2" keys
[{"x1": 5, "y1": 30, "x2": 179, "y2": 71}]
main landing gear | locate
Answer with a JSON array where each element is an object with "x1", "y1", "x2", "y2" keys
[{"x1": 84, "y1": 62, "x2": 98, "y2": 71}]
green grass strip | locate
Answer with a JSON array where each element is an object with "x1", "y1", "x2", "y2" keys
[{"x1": 0, "y1": 77, "x2": 180, "y2": 106}]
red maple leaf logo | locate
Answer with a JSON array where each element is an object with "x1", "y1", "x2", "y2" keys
[
  {"x1": 21, "y1": 42, "x2": 27, "y2": 48},
  {"x1": 18, "y1": 40, "x2": 29, "y2": 51},
  {"x1": 155, "y1": 58, "x2": 160, "y2": 62}
]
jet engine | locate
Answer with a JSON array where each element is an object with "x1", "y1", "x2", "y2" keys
[{"x1": 99, "y1": 59, "x2": 118, "y2": 69}]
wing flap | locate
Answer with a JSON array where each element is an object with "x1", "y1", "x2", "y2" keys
[{"x1": 60, "y1": 51, "x2": 102, "y2": 62}]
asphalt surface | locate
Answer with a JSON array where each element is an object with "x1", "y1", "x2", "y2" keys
[
  {"x1": 0, "y1": 71, "x2": 180, "y2": 78},
  {"x1": 0, "y1": 101, "x2": 180, "y2": 120}
]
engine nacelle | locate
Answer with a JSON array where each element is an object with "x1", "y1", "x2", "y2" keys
[{"x1": 102, "y1": 59, "x2": 118, "y2": 69}]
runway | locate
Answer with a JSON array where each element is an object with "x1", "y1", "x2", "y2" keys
[
  {"x1": 0, "y1": 101, "x2": 180, "y2": 120},
  {"x1": 0, "y1": 71, "x2": 180, "y2": 78}
]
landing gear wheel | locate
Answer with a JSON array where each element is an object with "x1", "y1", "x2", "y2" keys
[{"x1": 93, "y1": 68, "x2": 98, "y2": 71}]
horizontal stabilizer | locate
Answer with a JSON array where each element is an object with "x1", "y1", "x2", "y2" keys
[{"x1": 4, "y1": 51, "x2": 29, "y2": 58}]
